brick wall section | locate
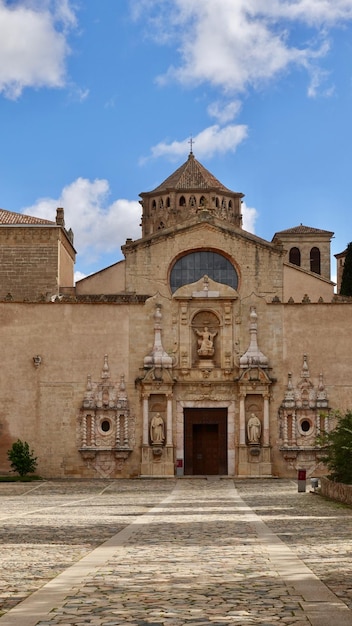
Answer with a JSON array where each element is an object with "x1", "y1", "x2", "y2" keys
[{"x1": 0, "y1": 227, "x2": 60, "y2": 300}]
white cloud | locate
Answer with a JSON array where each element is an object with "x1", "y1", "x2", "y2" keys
[
  {"x1": 22, "y1": 177, "x2": 142, "y2": 266},
  {"x1": 0, "y1": 0, "x2": 76, "y2": 99},
  {"x1": 74, "y1": 270, "x2": 87, "y2": 283},
  {"x1": 242, "y1": 201, "x2": 258, "y2": 234},
  {"x1": 135, "y1": 0, "x2": 352, "y2": 96},
  {"x1": 144, "y1": 124, "x2": 248, "y2": 161},
  {"x1": 207, "y1": 101, "x2": 242, "y2": 124}
]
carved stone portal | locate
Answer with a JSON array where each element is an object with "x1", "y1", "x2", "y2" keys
[
  {"x1": 279, "y1": 354, "x2": 330, "y2": 477},
  {"x1": 78, "y1": 355, "x2": 134, "y2": 476}
]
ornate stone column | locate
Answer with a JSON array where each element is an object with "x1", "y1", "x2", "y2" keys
[
  {"x1": 263, "y1": 394, "x2": 270, "y2": 446},
  {"x1": 142, "y1": 394, "x2": 149, "y2": 446},
  {"x1": 283, "y1": 412, "x2": 288, "y2": 446},
  {"x1": 291, "y1": 412, "x2": 297, "y2": 446},
  {"x1": 239, "y1": 393, "x2": 246, "y2": 445},
  {"x1": 166, "y1": 394, "x2": 173, "y2": 446}
]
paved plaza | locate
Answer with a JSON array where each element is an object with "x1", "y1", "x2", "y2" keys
[{"x1": 0, "y1": 478, "x2": 351, "y2": 626}]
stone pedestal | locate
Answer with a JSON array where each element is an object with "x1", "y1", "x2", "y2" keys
[
  {"x1": 140, "y1": 445, "x2": 174, "y2": 477},
  {"x1": 237, "y1": 445, "x2": 272, "y2": 477},
  {"x1": 198, "y1": 357, "x2": 215, "y2": 369}
]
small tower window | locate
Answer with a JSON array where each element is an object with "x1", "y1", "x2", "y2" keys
[
  {"x1": 159, "y1": 198, "x2": 164, "y2": 209},
  {"x1": 200, "y1": 196, "x2": 206, "y2": 207},
  {"x1": 310, "y1": 247, "x2": 321, "y2": 274},
  {"x1": 152, "y1": 200, "x2": 156, "y2": 210},
  {"x1": 289, "y1": 247, "x2": 301, "y2": 266},
  {"x1": 166, "y1": 196, "x2": 170, "y2": 208},
  {"x1": 189, "y1": 195, "x2": 196, "y2": 207},
  {"x1": 179, "y1": 196, "x2": 186, "y2": 207}
]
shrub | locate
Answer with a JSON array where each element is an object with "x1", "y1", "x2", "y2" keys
[
  {"x1": 319, "y1": 411, "x2": 352, "y2": 484},
  {"x1": 7, "y1": 440, "x2": 38, "y2": 477}
]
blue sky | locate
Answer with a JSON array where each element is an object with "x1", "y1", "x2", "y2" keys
[{"x1": 1, "y1": 1, "x2": 352, "y2": 283}]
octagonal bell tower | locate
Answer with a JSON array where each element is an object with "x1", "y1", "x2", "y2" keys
[{"x1": 139, "y1": 151, "x2": 244, "y2": 237}]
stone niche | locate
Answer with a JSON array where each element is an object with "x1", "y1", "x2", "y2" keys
[
  {"x1": 139, "y1": 368, "x2": 175, "y2": 477},
  {"x1": 237, "y1": 307, "x2": 274, "y2": 477},
  {"x1": 139, "y1": 304, "x2": 175, "y2": 477},
  {"x1": 78, "y1": 355, "x2": 134, "y2": 478},
  {"x1": 191, "y1": 310, "x2": 220, "y2": 369}
]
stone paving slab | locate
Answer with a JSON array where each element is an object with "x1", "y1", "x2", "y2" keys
[{"x1": 0, "y1": 479, "x2": 351, "y2": 626}]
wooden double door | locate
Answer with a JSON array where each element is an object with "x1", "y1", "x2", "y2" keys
[{"x1": 184, "y1": 408, "x2": 228, "y2": 475}]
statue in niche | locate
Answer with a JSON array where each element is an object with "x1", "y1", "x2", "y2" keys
[
  {"x1": 195, "y1": 326, "x2": 218, "y2": 357},
  {"x1": 150, "y1": 413, "x2": 165, "y2": 445},
  {"x1": 247, "y1": 413, "x2": 261, "y2": 444}
]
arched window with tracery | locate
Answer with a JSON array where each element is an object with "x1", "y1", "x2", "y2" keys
[
  {"x1": 310, "y1": 247, "x2": 321, "y2": 274},
  {"x1": 289, "y1": 247, "x2": 301, "y2": 266},
  {"x1": 170, "y1": 251, "x2": 238, "y2": 293}
]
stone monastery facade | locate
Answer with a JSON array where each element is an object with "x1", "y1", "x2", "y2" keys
[{"x1": 0, "y1": 153, "x2": 351, "y2": 479}]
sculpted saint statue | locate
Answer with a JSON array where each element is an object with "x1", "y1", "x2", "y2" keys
[
  {"x1": 195, "y1": 326, "x2": 217, "y2": 357},
  {"x1": 150, "y1": 413, "x2": 165, "y2": 445},
  {"x1": 247, "y1": 413, "x2": 261, "y2": 444}
]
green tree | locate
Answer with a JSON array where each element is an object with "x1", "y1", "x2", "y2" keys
[
  {"x1": 7, "y1": 440, "x2": 38, "y2": 477},
  {"x1": 319, "y1": 411, "x2": 352, "y2": 484},
  {"x1": 340, "y1": 242, "x2": 352, "y2": 296}
]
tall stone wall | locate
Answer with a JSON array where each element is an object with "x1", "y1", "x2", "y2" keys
[
  {"x1": 0, "y1": 302, "x2": 139, "y2": 478},
  {"x1": 1, "y1": 298, "x2": 351, "y2": 479}
]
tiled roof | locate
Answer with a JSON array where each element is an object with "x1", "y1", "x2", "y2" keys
[
  {"x1": 274, "y1": 224, "x2": 334, "y2": 236},
  {"x1": 0, "y1": 209, "x2": 54, "y2": 225},
  {"x1": 147, "y1": 153, "x2": 233, "y2": 193}
]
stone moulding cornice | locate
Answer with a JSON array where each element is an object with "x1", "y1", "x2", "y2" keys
[{"x1": 122, "y1": 218, "x2": 283, "y2": 255}]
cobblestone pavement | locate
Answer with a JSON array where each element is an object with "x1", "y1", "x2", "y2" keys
[
  {"x1": 0, "y1": 480, "x2": 175, "y2": 616},
  {"x1": 235, "y1": 479, "x2": 352, "y2": 611},
  {"x1": 0, "y1": 478, "x2": 351, "y2": 626}
]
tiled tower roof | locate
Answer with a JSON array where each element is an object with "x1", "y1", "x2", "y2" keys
[
  {"x1": 275, "y1": 224, "x2": 334, "y2": 236},
  {"x1": 150, "y1": 153, "x2": 232, "y2": 193}
]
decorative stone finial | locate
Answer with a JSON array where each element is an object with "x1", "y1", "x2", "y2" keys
[
  {"x1": 144, "y1": 305, "x2": 173, "y2": 369},
  {"x1": 239, "y1": 307, "x2": 269, "y2": 369},
  {"x1": 101, "y1": 354, "x2": 110, "y2": 379},
  {"x1": 301, "y1": 354, "x2": 309, "y2": 378}
]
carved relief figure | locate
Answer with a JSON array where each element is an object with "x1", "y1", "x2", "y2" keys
[
  {"x1": 247, "y1": 413, "x2": 261, "y2": 444},
  {"x1": 150, "y1": 413, "x2": 165, "y2": 445},
  {"x1": 195, "y1": 326, "x2": 217, "y2": 357}
]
